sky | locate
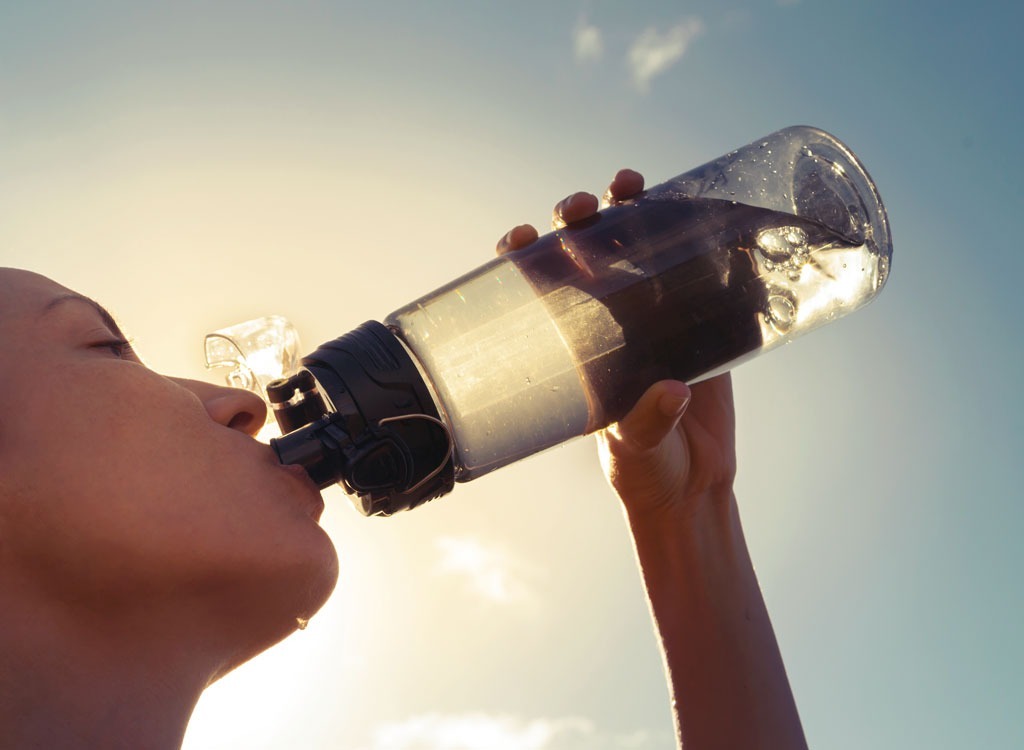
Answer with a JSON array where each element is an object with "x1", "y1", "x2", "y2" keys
[{"x1": 2, "y1": 1, "x2": 1022, "y2": 748}]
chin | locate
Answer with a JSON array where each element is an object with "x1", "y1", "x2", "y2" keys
[
  {"x1": 275, "y1": 525, "x2": 341, "y2": 618},
  {"x1": 209, "y1": 540, "x2": 340, "y2": 682}
]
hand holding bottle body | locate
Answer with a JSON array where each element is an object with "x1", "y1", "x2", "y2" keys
[{"x1": 497, "y1": 169, "x2": 738, "y2": 522}]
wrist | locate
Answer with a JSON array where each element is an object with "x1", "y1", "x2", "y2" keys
[
  {"x1": 623, "y1": 486, "x2": 751, "y2": 619},
  {"x1": 624, "y1": 484, "x2": 738, "y2": 547}
]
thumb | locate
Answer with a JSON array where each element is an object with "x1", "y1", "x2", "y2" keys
[{"x1": 610, "y1": 380, "x2": 691, "y2": 452}]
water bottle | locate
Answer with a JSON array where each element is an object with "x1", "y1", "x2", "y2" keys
[{"x1": 206, "y1": 126, "x2": 892, "y2": 516}]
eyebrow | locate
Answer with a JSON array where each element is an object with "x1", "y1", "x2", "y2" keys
[{"x1": 42, "y1": 294, "x2": 128, "y2": 339}]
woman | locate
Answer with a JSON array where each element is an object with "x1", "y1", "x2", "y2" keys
[{"x1": 0, "y1": 171, "x2": 806, "y2": 748}]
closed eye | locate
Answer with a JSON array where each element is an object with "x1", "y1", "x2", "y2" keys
[{"x1": 91, "y1": 338, "x2": 136, "y2": 360}]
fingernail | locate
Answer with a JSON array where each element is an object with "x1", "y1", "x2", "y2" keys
[{"x1": 658, "y1": 392, "x2": 690, "y2": 418}]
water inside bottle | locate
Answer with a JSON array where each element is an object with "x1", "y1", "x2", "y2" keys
[{"x1": 389, "y1": 197, "x2": 884, "y2": 480}]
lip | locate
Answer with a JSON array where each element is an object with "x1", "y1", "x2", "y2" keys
[{"x1": 279, "y1": 462, "x2": 326, "y2": 521}]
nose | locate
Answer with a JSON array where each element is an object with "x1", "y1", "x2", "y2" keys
[{"x1": 175, "y1": 378, "x2": 269, "y2": 436}]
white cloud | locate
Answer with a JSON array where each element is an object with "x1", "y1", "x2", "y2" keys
[
  {"x1": 360, "y1": 713, "x2": 666, "y2": 750},
  {"x1": 573, "y1": 20, "x2": 604, "y2": 63},
  {"x1": 628, "y1": 19, "x2": 706, "y2": 92},
  {"x1": 433, "y1": 536, "x2": 537, "y2": 605}
]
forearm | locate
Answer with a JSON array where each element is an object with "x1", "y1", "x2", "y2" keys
[{"x1": 627, "y1": 490, "x2": 807, "y2": 750}]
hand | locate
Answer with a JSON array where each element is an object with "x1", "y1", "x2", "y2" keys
[
  {"x1": 496, "y1": 169, "x2": 738, "y2": 520},
  {"x1": 495, "y1": 168, "x2": 644, "y2": 253}
]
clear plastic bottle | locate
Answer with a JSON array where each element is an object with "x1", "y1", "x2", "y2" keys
[{"x1": 214, "y1": 126, "x2": 892, "y2": 515}]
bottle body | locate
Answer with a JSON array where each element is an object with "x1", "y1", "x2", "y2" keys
[{"x1": 387, "y1": 127, "x2": 891, "y2": 481}]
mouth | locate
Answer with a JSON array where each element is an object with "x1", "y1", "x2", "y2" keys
[{"x1": 279, "y1": 462, "x2": 326, "y2": 521}]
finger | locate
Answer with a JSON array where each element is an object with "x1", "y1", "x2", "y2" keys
[
  {"x1": 552, "y1": 191, "x2": 600, "y2": 229},
  {"x1": 601, "y1": 168, "x2": 645, "y2": 207},
  {"x1": 496, "y1": 224, "x2": 539, "y2": 255},
  {"x1": 606, "y1": 380, "x2": 691, "y2": 453},
  {"x1": 684, "y1": 372, "x2": 735, "y2": 434}
]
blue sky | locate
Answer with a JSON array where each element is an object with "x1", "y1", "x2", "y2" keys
[{"x1": 2, "y1": 1, "x2": 1022, "y2": 748}]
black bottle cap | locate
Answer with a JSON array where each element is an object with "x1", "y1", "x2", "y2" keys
[{"x1": 272, "y1": 321, "x2": 454, "y2": 516}]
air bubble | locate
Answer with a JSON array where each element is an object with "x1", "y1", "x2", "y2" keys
[
  {"x1": 756, "y1": 226, "x2": 809, "y2": 262},
  {"x1": 876, "y1": 256, "x2": 890, "y2": 289},
  {"x1": 766, "y1": 290, "x2": 798, "y2": 333}
]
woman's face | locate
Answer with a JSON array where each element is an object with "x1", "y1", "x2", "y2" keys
[{"x1": 0, "y1": 268, "x2": 338, "y2": 641}]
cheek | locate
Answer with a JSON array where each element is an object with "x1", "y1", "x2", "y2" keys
[
  {"x1": 0, "y1": 367, "x2": 218, "y2": 582},
  {"x1": 33, "y1": 370, "x2": 211, "y2": 510}
]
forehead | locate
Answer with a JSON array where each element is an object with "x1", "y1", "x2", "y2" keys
[
  {"x1": 0, "y1": 269, "x2": 81, "y2": 384},
  {"x1": 0, "y1": 268, "x2": 75, "y2": 320},
  {"x1": 0, "y1": 268, "x2": 128, "y2": 351}
]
